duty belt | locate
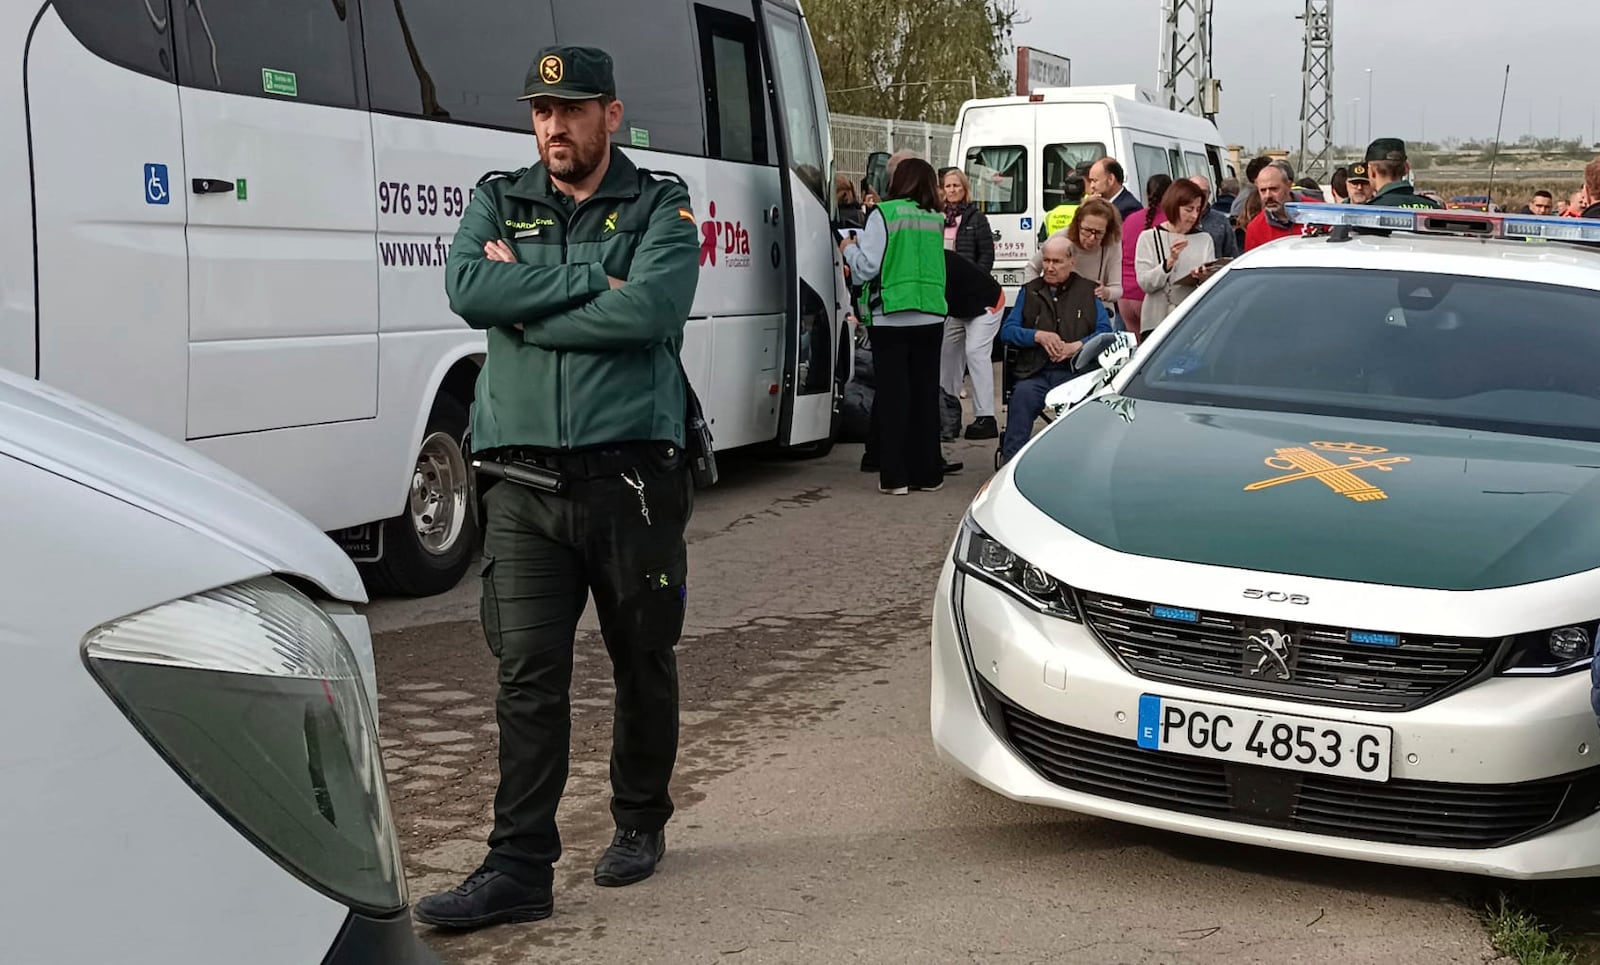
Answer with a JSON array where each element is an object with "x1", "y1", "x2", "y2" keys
[{"x1": 480, "y1": 441, "x2": 678, "y2": 481}]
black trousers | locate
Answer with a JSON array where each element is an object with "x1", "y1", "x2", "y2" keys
[
  {"x1": 868, "y1": 322, "x2": 944, "y2": 490},
  {"x1": 478, "y1": 442, "x2": 693, "y2": 886}
]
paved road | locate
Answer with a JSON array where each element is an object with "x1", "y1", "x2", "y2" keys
[{"x1": 365, "y1": 435, "x2": 1508, "y2": 965}]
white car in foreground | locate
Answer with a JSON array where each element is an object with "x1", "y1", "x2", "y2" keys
[
  {"x1": 0, "y1": 370, "x2": 437, "y2": 963},
  {"x1": 933, "y1": 205, "x2": 1600, "y2": 879}
]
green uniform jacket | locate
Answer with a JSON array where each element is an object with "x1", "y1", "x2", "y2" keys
[
  {"x1": 446, "y1": 147, "x2": 700, "y2": 452},
  {"x1": 1370, "y1": 180, "x2": 1442, "y2": 210}
]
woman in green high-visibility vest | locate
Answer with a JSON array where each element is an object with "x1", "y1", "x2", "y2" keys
[{"x1": 840, "y1": 157, "x2": 949, "y2": 495}]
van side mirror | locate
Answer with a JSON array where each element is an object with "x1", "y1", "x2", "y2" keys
[{"x1": 864, "y1": 152, "x2": 890, "y2": 200}]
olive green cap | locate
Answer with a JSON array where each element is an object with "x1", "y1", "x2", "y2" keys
[
  {"x1": 1364, "y1": 137, "x2": 1408, "y2": 162},
  {"x1": 518, "y1": 45, "x2": 616, "y2": 101}
]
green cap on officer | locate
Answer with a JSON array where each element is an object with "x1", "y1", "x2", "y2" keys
[
  {"x1": 1364, "y1": 138, "x2": 1408, "y2": 163},
  {"x1": 518, "y1": 44, "x2": 617, "y2": 101},
  {"x1": 1346, "y1": 161, "x2": 1371, "y2": 182}
]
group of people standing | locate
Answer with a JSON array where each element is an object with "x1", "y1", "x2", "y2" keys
[
  {"x1": 831, "y1": 135, "x2": 1598, "y2": 489},
  {"x1": 1031, "y1": 160, "x2": 1236, "y2": 345},
  {"x1": 836, "y1": 149, "x2": 1250, "y2": 483},
  {"x1": 991, "y1": 162, "x2": 1234, "y2": 464}
]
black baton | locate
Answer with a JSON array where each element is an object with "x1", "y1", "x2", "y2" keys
[{"x1": 472, "y1": 458, "x2": 568, "y2": 496}]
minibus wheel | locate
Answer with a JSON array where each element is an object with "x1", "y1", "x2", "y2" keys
[{"x1": 362, "y1": 395, "x2": 478, "y2": 597}]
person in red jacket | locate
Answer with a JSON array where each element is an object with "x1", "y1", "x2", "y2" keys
[{"x1": 1244, "y1": 161, "x2": 1303, "y2": 251}]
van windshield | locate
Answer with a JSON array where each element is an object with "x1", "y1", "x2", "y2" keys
[
  {"x1": 965, "y1": 146, "x2": 1026, "y2": 215},
  {"x1": 1043, "y1": 143, "x2": 1106, "y2": 212}
]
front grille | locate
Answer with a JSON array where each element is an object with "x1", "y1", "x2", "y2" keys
[
  {"x1": 984, "y1": 680, "x2": 1600, "y2": 850},
  {"x1": 1079, "y1": 592, "x2": 1501, "y2": 711}
]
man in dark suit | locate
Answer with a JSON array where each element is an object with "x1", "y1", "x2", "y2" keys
[{"x1": 1088, "y1": 157, "x2": 1142, "y2": 221}]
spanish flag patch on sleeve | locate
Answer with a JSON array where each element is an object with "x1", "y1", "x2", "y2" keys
[{"x1": 678, "y1": 208, "x2": 695, "y2": 224}]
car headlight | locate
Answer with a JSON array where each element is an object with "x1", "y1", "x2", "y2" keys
[
  {"x1": 1499, "y1": 621, "x2": 1597, "y2": 675},
  {"x1": 82, "y1": 577, "x2": 404, "y2": 915},
  {"x1": 955, "y1": 518, "x2": 1079, "y2": 621}
]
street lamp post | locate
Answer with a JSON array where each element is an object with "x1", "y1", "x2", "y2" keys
[
  {"x1": 1352, "y1": 98, "x2": 1360, "y2": 148},
  {"x1": 1365, "y1": 69, "x2": 1374, "y2": 143},
  {"x1": 1269, "y1": 94, "x2": 1276, "y2": 150}
]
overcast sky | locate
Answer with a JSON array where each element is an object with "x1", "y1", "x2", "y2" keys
[{"x1": 1014, "y1": 0, "x2": 1598, "y2": 149}]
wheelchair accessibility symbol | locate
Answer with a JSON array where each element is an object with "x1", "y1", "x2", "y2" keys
[
  {"x1": 1020, "y1": 217, "x2": 1033, "y2": 231},
  {"x1": 144, "y1": 163, "x2": 170, "y2": 205}
]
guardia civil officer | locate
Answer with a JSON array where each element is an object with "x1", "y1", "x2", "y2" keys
[
  {"x1": 413, "y1": 45, "x2": 700, "y2": 931},
  {"x1": 1363, "y1": 138, "x2": 1442, "y2": 210}
]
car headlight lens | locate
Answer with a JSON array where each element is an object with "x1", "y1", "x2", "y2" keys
[
  {"x1": 956, "y1": 519, "x2": 1080, "y2": 621},
  {"x1": 1500, "y1": 621, "x2": 1597, "y2": 675},
  {"x1": 82, "y1": 577, "x2": 404, "y2": 915}
]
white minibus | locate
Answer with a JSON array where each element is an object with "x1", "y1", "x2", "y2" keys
[{"x1": 3, "y1": 0, "x2": 848, "y2": 595}]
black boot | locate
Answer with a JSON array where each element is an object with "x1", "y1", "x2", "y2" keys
[
  {"x1": 413, "y1": 865, "x2": 552, "y2": 930},
  {"x1": 593, "y1": 829, "x2": 666, "y2": 887},
  {"x1": 964, "y1": 416, "x2": 999, "y2": 440}
]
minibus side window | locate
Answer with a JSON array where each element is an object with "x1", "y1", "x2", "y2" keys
[
  {"x1": 696, "y1": 6, "x2": 768, "y2": 164},
  {"x1": 964, "y1": 146, "x2": 1026, "y2": 215},
  {"x1": 53, "y1": 0, "x2": 175, "y2": 81},
  {"x1": 1041, "y1": 142, "x2": 1106, "y2": 212},
  {"x1": 363, "y1": 0, "x2": 556, "y2": 129},
  {"x1": 175, "y1": 0, "x2": 360, "y2": 108},
  {"x1": 763, "y1": 12, "x2": 827, "y2": 203},
  {"x1": 553, "y1": 0, "x2": 705, "y2": 156},
  {"x1": 1131, "y1": 143, "x2": 1171, "y2": 192}
]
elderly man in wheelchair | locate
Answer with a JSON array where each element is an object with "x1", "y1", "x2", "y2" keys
[{"x1": 996, "y1": 235, "x2": 1125, "y2": 466}]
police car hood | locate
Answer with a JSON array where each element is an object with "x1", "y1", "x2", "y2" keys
[
  {"x1": 1011, "y1": 397, "x2": 1600, "y2": 591},
  {"x1": 0, "y1": 369, "x2": 365, "y2": 603}
]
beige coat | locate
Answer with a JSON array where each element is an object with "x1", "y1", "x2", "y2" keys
[{"x1": 1134, "y1": 224, "x2": 1215, "y2": 333}]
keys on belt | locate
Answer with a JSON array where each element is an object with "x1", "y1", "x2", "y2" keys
[{"x1": 473, "y1": 457, "x2": 654, "y2": 525}]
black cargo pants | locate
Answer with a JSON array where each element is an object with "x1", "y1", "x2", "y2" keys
[{"x1": 477, "y1": 441, "x2": 692, "y2": 886}]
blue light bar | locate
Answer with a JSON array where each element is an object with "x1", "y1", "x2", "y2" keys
[
  {"x1": 1502, "y1": 216, "x2": 1600, "y2": 244},
  {"x1": 1285, "y1": 203, "x2": 1418, "y2": 231},
  {"x1": 1285, "y1": 202, "x2": 1600, "y2": 244}
]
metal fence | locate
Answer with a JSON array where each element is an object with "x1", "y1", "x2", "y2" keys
[{"x1": 829, "y1": 112, "x2": 957, "y2": 188}]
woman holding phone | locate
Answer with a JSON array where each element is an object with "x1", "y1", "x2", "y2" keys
[{"x1": 1134, "y1": 178, "x2": 1216, "y2": 336}]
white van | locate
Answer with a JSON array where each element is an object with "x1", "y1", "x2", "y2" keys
[{"x1": 949, "y1": 85, "x2": 1235, "y2": 304}]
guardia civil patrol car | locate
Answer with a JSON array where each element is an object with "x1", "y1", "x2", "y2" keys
[{"x1": 933, "y1": 204, "x2": 1600, "y2": 879}]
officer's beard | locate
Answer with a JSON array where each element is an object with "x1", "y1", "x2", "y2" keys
[{"x1": 542, "y1": 127, "x2": 609, "y2": 185}]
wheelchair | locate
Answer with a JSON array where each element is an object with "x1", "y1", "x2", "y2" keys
[{"x1": 994, "y1": 344, "x2": 1055, "y2": 470}]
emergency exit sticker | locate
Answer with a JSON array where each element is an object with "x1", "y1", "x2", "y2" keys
[
  {"x1": 630, "y1": 128, "x2": 651, "y2": 148},
  {"x1": 262, "y1": 68, "x2": 298, "y2": 97}
]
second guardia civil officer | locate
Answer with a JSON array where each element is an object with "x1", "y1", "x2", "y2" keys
[{"x1": 413, "y1": 44, "x2": 701, "y2": 931}]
